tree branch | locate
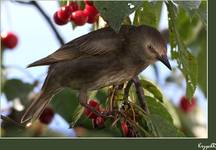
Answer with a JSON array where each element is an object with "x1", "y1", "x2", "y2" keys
[{"x1": 15, "y1": 1, "x2": 64, "y2": 45}]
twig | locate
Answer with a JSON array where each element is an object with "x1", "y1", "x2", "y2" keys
[
  {"x1": 123, "y1": 80, "x2": 133, "y2": 101},
  {"x1": 108, "y1": 85, "x2": 118, "y2": 112},
  {"x1": 132, "y1": 76, "x2": 149, "y2": 113},
  {"x1": 1, "y1": 115, "x2": 26, "y2": 129},
  {"x1": 15, "y1": 1, "x2": 64, "y2": 45}
]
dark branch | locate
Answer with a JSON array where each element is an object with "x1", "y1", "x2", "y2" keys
[
  {"x1": 15, "y1": 1, "x2": 64, "y2": 45},
  {"x1": 1, "y1": 115, "x2": 26, "y2": 129}
]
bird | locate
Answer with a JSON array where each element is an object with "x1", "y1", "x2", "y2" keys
[{"x1": 20, "y1": 25, "x2": 171, "y2": 124}]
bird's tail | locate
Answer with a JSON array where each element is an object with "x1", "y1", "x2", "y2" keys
[{"x1": 20, "y1": 89, "x2": 61, "y2": 124}]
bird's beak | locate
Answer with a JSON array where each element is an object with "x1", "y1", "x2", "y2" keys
[{"x1": 158, "y1": 54, "x2": 172, "y2": 70}]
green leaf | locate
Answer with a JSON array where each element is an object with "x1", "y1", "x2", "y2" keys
[
  {"x1": 134, "y1": 96, "x2": 182, "y2": 137},
  {"x1": 122, "y1": 16, "x2": 132, "y2": 25},
  {"x1": 59, "y1": 0, "x2": 68, "y2": 7},
  {"x1": 133, "y1": 1, "x2": 162, "y2": 28},
  {"x1": 2, "y1": 79, "x2": 34, "y2": 104},
  {"x1": 51, "y1": 88, "x2": 79, "y2": 123},
  {"x1": 70, "y1": 105, "x2": 85, "y2": 128},
  {"x1": 150, "y1": 114, "x2": 185, "y2": 137},
  {"x1": 146, "y1": 96, "x2": 173, "y2": 123},
  {"x1": 167, "y1": 1, "x2": 198, "y2": 100},
  {"x1": 140, "y1": 79, "x2": 163, "y2": 102},
  {"x1": 94, "y1": 89, "x2": 108, "y2": 107},
  {"x1": 197, "y1": 29, "x2": 207, "y2": 96},
  {"x1": 175, "y1": 0, "x2": 206, "y2": 28},
  {"x1": 71, "y1": 113, "x2": 94, "y2": 129},
  {"x1": 94, "y1": 1, "x2": 142, "y2": 32},
  {"x1": 176, "y1": 8, "x2": 203, "y2": 45},
  {"x1": 197, "y1": 1, "x2": 207, "y2": 27},
  {"x1": 175, "y1": 1, "x2": 201, "y2": 11}
]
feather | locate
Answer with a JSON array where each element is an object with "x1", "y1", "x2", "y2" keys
[{"x1": 27, "y1": 27, "x2": 126, "y2": 67}]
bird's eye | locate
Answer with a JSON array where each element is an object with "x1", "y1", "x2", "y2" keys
[{"x1": 147, "y1": 45, "x2": 153, "y2": 50}]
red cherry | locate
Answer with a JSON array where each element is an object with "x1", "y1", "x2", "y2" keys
[
  {"x1": 84, "y1": 4, "x2": 99, "y2": 23},
  {"x1": 53, "y1": 11, "x2": 68, "y2": 25},
  {"x1": 84, "y1": 100, "x2": 100, "y2": 119},
  {"x1": 84, "y1": 0, "x2": 94, "y2": 6},
  {"x1": 95, "y1": 116, "x2": 105, "y2": 128},
  {"x1": 39, "y1": 107, "x2": 54, "y2": 124},
  {"x1": 57, "y1": 6, "x2": 72, "y2": 22},
  {"x1": 1, "y1": 31, "x2": 18, "y2": 49},
  {"x1": 71, "y1": 10, "x2": 88, "y2": 26},
  {"x1": 179, "y1": 96, "x2": 196, "y2": 112},
  {"x1": 121, "y1": 120, "x2": 129, "y2": 136},
  {"x1": 69, "y1": 1, "x2": 80, "y2": 12}
]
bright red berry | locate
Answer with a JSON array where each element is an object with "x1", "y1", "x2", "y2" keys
[
  {"x1": 1, "y1": 31, "x2": 18, "y2": 49},
  {"x1": 84, "y1": 0, "x2": 94, "y2": 6},
  {"x1": 84, "y1": 100, "x2": 100, "y2": 119},
  {"x1": 121, "y1": 120, "x2": 129, "y2": 136},
  {"x1": 71, "y1": 10, "x2": 88, "y2": 26},
  {"x1": 69, "y1": 1, "x2": 80, "y2": 12},
  {"x1": 95, "y1": 116, "x2": 105, "y2": 128},
  {"x1": 179, "y1": 96, "x2": 196, "y2": 112},
  {"x1": 57, "y1": 6, "x2": 72, "y2": 22},
  {"x1": 53, "y1": 11, "x2": 68, "y2": 25},
  {"x1": 84, "y1": 4, "x2": 99, "y2": 23},
  {"x1": 39, "y1": 107, "x2": 55, "y2": 124}
]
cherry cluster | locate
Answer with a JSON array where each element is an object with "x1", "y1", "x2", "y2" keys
[
  {"x1": 84, "y1": 99, "x2": 130, "y2": 136},
  {"x1": 54, "y1": 0, "x2": 99, "y2": 26},
  {"x1": 84, "y1": 100, "x2": 105, "y2": 128},
  {"x1": 1, "y1": 31, "x2": 18, "y2": 49}
]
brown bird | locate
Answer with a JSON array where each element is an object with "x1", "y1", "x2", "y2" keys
[{"x1": 21, "y1": 25, "x2": 171, "y2": 124}]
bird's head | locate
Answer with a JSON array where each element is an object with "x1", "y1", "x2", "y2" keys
[{"x1": 137, "y1": 25, "x2": 172, "y2": 70}]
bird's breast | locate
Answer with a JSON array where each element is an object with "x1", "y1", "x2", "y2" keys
[
  {"x1": 55, "y1": 54, "x2": 145, "y2": 90},
  {"x1": 89, "y1": 69, "x2": 135, "y2": 90}
]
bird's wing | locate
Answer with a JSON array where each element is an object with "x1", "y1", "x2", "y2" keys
[{"x1": 28, "y1": 27, "x2": 125, "y2": 67}]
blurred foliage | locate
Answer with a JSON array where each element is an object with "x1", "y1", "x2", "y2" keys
[
  {"x1": 51, "y1": 88, "x2": 79, "y2": 123},
  {"x1": 133, "y1": 1, "x2": 162, "y2": 28},
  {"x1": 2, "y1": 79, "x2": 35, "y2": 105},
  {"x1": 140, "y1": 79, "x2": 163, "y2": 102},
  {"x1": 167, "y1": 1, "x2": 198, "y2": 100},
  {"x1": 94, "y1": 1, "x2": 142, "y2": 32},
  {"x1": 1, "y1": 0, "x2": 206, "y2": 137}
]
